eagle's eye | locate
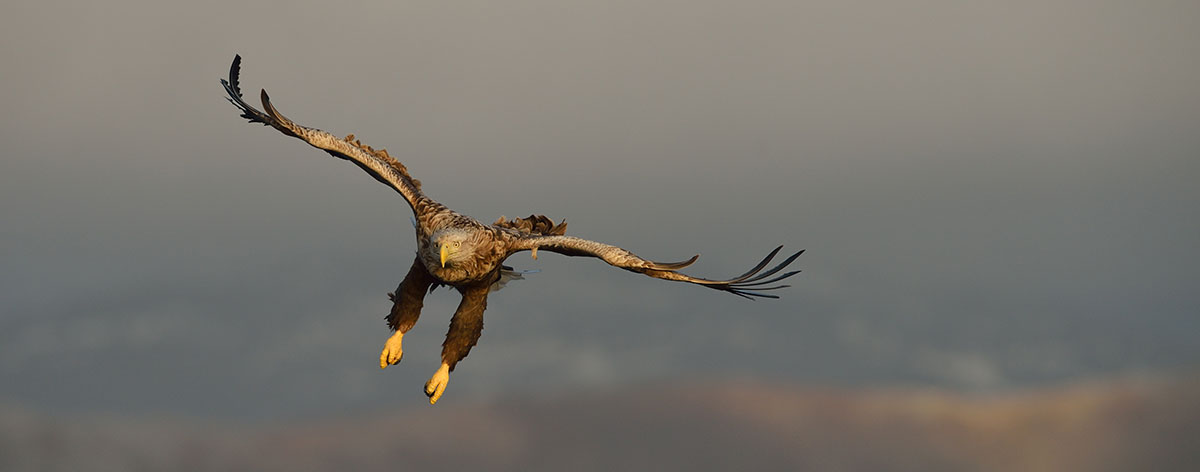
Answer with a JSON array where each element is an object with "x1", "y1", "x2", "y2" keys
[{"x1": 454, "y1": 241, "x2": 461, "y2": 248}]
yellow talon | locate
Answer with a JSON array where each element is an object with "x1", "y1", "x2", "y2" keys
[
  {"x1": 531, "y1": 246, "x2": 538, "y2": 260},
  {"x1": 425, "y1": 363, "x2": 451, "y2": 405},
  {"x1": 379, "y1": 331, "x2": 405, "y2": 369}
]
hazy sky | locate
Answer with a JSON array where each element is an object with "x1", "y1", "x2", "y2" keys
[{"x1": 2, "y1": 0, "x2": 1197, "y2": 419}]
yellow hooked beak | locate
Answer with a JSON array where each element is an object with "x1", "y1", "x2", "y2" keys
[{"x1": 440, "y1": 243, "x2": 449, "y2": 268}]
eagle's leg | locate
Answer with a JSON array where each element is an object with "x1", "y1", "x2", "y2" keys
[
  {"x1": 380, "y1": 256, "x2": 435, "y2": 369},
  {"x1": 426, "y1": 279, "x2": 491, "y2": 405}
]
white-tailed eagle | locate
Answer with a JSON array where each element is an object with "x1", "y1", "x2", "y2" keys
[{"x1": 221, "y1": 55, "x2": 803, "y2": 404}]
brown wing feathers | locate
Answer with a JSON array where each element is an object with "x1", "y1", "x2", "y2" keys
[{"x1": 494, "y1": 214, "x2": 568, "y2": 236}]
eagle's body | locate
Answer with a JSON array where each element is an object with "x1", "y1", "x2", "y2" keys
[{"x1": 221, "y1": 56, "x2": 803, "y2": 404}]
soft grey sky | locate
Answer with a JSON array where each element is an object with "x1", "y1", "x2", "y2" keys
[{"x1": 2, "y1": 0, "x2": 1197, "y2": 419}]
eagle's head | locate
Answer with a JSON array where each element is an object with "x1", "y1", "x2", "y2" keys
[{"x1": 430, "y1": 228, "x2": 474, "y2": 268}]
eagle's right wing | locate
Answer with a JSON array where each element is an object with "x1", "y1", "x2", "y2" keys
[
  {"x1": 221, "y1": 55, "x2": 438, "y2": 216},
  {"x1": 510, "y1": 234, "x2": 803, "y2": 300}
]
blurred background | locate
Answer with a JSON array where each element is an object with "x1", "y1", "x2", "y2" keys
[{"x1": 2, "y1": 0, "x2": 1197, "y2": 470}]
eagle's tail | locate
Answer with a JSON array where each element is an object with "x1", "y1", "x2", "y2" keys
[{"x1": 492, "y1": 265, "x2": 540, "y2": 292}]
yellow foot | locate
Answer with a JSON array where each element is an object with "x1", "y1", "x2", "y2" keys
[
  {"x1": 379, "y1": 331, "x2": 404, "y2": 369},
  {"x1": 424, "y1": 363, "x2": 451, "y2": 405}
]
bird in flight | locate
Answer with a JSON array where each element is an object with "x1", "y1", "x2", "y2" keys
[{"x1": 220, "y1": 55, "x2": 803, "y2": 405}]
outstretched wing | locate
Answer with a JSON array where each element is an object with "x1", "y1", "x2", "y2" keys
[
  {"x1": 510, "y1": 235, "x2": 803, "y2": 299},
  {"x1": 220, "y1": 55, "x2": 437, "y2": 216}
]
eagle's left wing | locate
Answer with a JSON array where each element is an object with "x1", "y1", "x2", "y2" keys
[{"x1": 509, "y1": 235, "x2": 803, "y2": 299}]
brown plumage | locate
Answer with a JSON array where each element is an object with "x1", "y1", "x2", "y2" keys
[{"x1": 221, "y1": 55, "x2": 804, "y2": 404}]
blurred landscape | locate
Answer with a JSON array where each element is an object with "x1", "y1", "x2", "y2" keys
[
  {"x1": 1, "y1": 1, "x2": 1197, "y2": 470},
  {"x1": 3, "y1": 373, "x2": 1196, "y2": 471}
]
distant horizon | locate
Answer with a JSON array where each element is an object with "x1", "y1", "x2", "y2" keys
[{"x1": 3, "y1": 372, "x2": 1196, "y2": 471}]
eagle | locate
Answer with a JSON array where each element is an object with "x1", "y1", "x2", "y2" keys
[{"x1": 220, "y1": 55, "x2": 803, "y2": 404}]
